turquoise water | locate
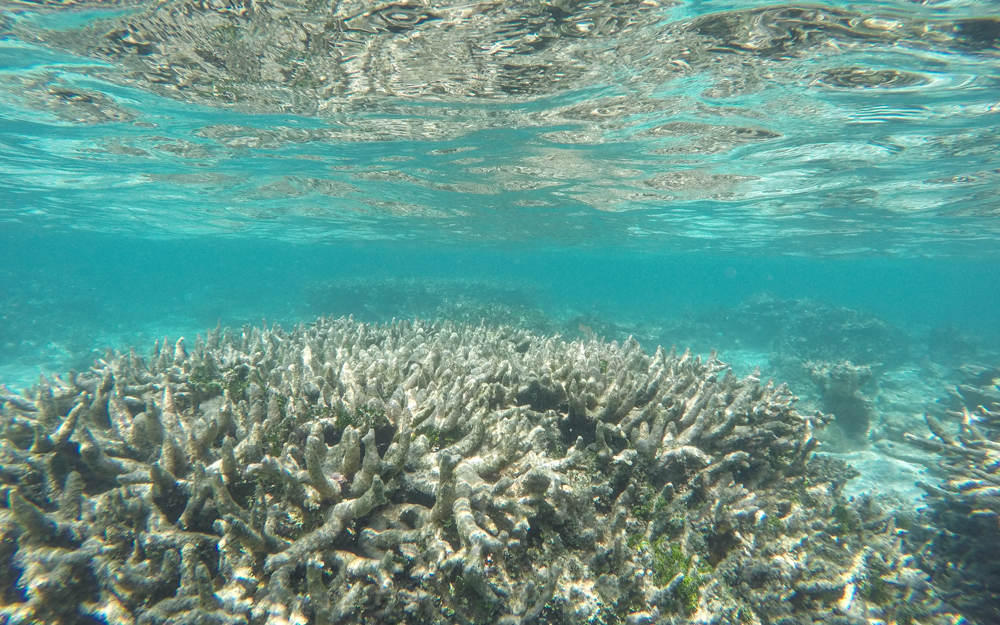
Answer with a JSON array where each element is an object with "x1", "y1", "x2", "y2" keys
[
  {"x1": 3, "y1": 229, "x2": 999, "y2": 384},
  {"x1": 1, "y1": 1, "x2": 999, "y2": 623}
]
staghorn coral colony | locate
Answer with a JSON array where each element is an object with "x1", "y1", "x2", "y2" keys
[
  {"x1": 0, "y1": 317, "x2": 954, "y2": 624},
  {"x1": 910, "y1": 367, "x2": 1000, "y2": 625}
]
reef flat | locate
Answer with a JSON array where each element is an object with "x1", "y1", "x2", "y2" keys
[{"x1": 0, "y1": 318, "x2": 955, "y2": 624}]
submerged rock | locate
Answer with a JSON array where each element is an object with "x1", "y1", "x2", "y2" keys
[{"x1": 0, "y1": 318, "x2": 954, "y2": 624}]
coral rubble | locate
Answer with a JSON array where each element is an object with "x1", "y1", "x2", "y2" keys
[{"x1": 0, "y1": 318, "x2": 951, "y2": 624}]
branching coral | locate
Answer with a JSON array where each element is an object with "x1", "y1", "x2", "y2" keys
[
  {"x1": 909, "y1": 366, "x2": 1000, "y2": 625},
  {"x1": 0, "y1": 318, "x2": 954, "y2": 624}
]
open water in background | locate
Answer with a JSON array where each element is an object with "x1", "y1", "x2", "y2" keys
[
  {"x1": 3, "y1": 229, "x2": 999, "y2": 385},
  {"x1": 0, "y1": 0, "x2": 999, "y2": 614}
]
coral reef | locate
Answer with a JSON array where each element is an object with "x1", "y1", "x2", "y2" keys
[
  {"x1": 661, "y1": 294, "x2": 911, "y2": 367},
  {"x1": 304, "y1": 277, "x2": 664, "y2": 349},
  {"x1": 806, "y1": 361, "x2": 876, "y2": 445},
  {"x1": 909, "y1": 366, "x2": 1000, "y2": 625},
  {"x1": 305, "y1": 278, "x2": 548, "y2": 330},
  {"x1": 926, "y1": 325, "x2": 981, "y2": 365},
  {"x1": 659, "y1": 295, "x2": 927, "y2": 452},
  {"x1": 0, "y1": 318, "x2": 952, "y2": 624}
]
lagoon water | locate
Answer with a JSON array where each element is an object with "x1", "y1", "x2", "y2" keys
[{"x1": 1, "y1": 1, "x2": 999, "y2": 624}]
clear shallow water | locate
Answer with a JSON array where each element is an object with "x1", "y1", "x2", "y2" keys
[
  {"x1": 1, "y1": 1, "x2": 999, "y2": 623},
  {"x1": 2, "y1": 228, "x2": 998, "y2": 383}
]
